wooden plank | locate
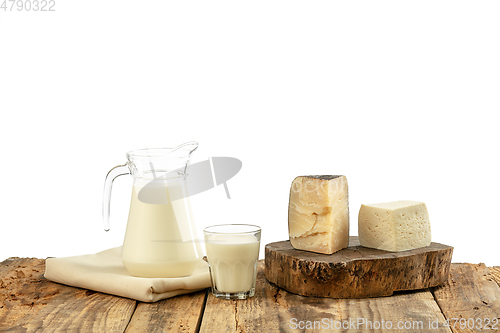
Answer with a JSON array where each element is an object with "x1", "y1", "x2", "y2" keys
[
  {"x1": 200, "y1": 260, "x2": 452, "y2": 332},
  {"x1": 198, "y1": 289, "x2": 239, "y2": 333},
  {"x1": 265, "y1": 237, "x2": 453, "y2": 298},
  {"x1": 0, "y1": 257, "x2": 136, "y2": 332},
  {"x1": 125, "y1": 290, "x2": 207, "y2": 333},
  {"x1": 337, "y1": 291, "x2": 452, "y2": 333},
  {"x1": 432, "y1": 263, "x2": 500, "y2": 333}
]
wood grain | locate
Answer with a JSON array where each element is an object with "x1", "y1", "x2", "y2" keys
[
  {"x1": 265, "y1": 237, "x2": 453, "y2": 298},
  {"x1": 201, "y1": 260, "x2": 452, "y2": 332},
  {"x1": 0, "y1": 257, "x2": 136, "y2": 332},
  {"x1": 431, "y1": 263, "x2": 500, "y2": 333},
  {"x1": 489, "y1": 266, "x2": 500, "y2": 286},
  {"x1": 125, "y1": 290, "x2": 207, "y2": 333},
  {"x1": 2, "y1": 257, "x2": 500, "y2": 333}
]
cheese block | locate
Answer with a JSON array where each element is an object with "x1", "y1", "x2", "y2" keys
[
  {"x1": 288, "y1": 175, "x2": 349, "y2": 254},
  {"x1": 358, "y1": 200, "x2": 431, "y2": 252}
]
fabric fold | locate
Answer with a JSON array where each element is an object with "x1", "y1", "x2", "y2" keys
[{"x1": 44, "y1": 247, "x2": 210, "y2": 302}]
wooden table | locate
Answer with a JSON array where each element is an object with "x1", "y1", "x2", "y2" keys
[{"x1": 1, "y1": 257, "x2": 499, "y2": 332}]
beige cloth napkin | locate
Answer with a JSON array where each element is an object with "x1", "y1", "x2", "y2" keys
[{"x1": 44, "y1": 247, "x2": 211, "y2": 302}]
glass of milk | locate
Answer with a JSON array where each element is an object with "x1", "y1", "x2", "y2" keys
[{"x1": 203, "y1": 224, "x2": 261, "y2": 300}]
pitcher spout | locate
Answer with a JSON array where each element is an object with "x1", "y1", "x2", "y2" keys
[{"x1": 125, "y1": 141, "x2": 199, "y2": 179}]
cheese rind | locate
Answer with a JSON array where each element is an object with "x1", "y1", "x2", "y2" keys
[
  {"x1": 288, "y1": 175, "x2": 349, "y2": 254},
  {"x1": 358, "y1": 200, "x2": 431, "y2": 252}
]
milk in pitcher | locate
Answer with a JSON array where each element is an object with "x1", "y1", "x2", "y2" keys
[{"x1": 121, "y1": 180, "x2": 203, "y2": 278}]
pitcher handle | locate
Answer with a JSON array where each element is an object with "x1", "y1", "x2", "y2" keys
[{"x1": 102, "y1": 164, "x2": 129, "y2": 231}]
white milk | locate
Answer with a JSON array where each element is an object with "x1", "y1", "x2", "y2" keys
[
  {"x1": 121, "y1": 182, "x2": 203, "y2": 278},
  {"x1": 205, "y1": 234, "x2": 260, "y2": 293}
]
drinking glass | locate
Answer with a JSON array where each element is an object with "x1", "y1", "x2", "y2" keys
[{"x1": 203, "y1": 224, "x2": 261, "y2": 300}]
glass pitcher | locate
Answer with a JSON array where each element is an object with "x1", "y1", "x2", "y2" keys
[{"x1": 102, "y1": 141, "x2": 203, "y2": 278}]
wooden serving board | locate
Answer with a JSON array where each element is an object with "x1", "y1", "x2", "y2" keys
[{"x1": 265, "y1": 236, "x2": 453, "y2": 298}]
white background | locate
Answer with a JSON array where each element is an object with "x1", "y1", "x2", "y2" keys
[{"x1": 0, "y1": 1, "x2": 499, "y2": 265}]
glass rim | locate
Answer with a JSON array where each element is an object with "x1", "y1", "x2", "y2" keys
[
  {"x1": 203, "y1": 224, "x2": 261, "y2": 235},
  {"x1": 126, "y1": 142, "x2": 198, "y2": 161}
]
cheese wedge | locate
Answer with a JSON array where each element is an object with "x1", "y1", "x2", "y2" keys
[
  {"x1": 288, "y1": 175, "x2": 349, "y2": 254},
  {"x1": 358, "y1": 200, "x2": 431, "y2": 252}
]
